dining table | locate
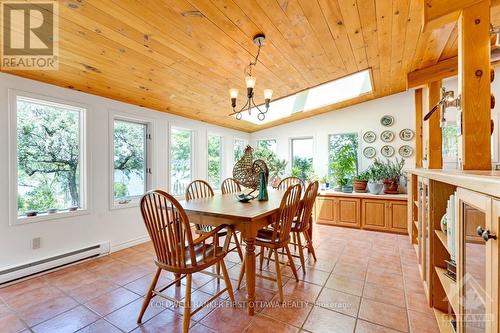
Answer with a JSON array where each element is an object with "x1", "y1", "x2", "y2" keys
[{"x1": 178, "y1": 189, "x2": 288, "y2": 315}]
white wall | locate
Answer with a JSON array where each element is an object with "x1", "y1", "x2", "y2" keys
[
  {"x1": 249, "y1": 91, "x2": 417, "y2": 177},
  {"x1": 0, "y1": 73, "x2": 249, "y2": 270}
]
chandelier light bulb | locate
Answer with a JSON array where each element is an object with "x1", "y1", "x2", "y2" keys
[
  {"x1": 245, "y1": 75, "x2": 256, "y2": 89},
  {"x1": 229, "y1": 88, "x2": 239, "y2": 99},
  {"x1": 264, "y1": 89, "x2": 273, "y2": 100}
]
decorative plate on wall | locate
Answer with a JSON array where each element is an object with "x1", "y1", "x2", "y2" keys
[
  {"x1": 381, "y1": 130, "x2": 395, "y2": 142},
  {"x1": 380, "y1": 115, "x2": 395, "y2": 127},
  {"x1": 399, "y1": 128, "x2": 415, "y2": 141},
  {"x1": 381, "y1": 145, "x2": 395, "y2": 157},
  {"x1": 363, "y1": 131, "x2": 377, "y2": 143},
  {"x1": 363, "y1": 147, "x2": 376, "y2": 159},
  {"x1": 399, "y1": 145, "x2": 414, "y2": 157}
]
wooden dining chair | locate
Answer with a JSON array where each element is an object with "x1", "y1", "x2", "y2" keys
[
  {"x1": 185, "y1": 180, "x2": 243, "y2": 261},
  {"x1": 137, "y1": 190, "x2": 234, "y2": 333},
  {"x1": 291, "y1": 181, "x2": 319, "y2": 273},
  {"x1": 221, "y1": 177, "x2": 242, "y2": 194},
  {"x1": 276, "y1": 176, "x2": 304, "y2": 191},
  {"x1": 237, "y1": 183, "x2": 302, "y2": 303}
]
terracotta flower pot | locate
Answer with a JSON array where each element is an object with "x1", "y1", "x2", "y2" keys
[
  {"x1": 383, "y1": 177, "x2": 399, "y2": 194},
  {"x1": 353, "y1": 180, "x2": 368, "y2": 193},
  {"x1": 271, "y1": 176, "x2": 281, "y2": 188}
]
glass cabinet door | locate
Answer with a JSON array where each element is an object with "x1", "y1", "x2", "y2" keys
[{"x1": 456, "y1": 188, "x2": 498, "y2": 333}]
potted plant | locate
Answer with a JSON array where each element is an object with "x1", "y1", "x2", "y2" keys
[
  {"x1": 331, "y1": 145, "x2": 357, "y2": 193},
  {"x1": 382, "y1": 158, "x2": 405, "y2": 194},
  {"x1": 320, "y1": 175, "x2": 330, "y2": 189},
  {"x1": 353, "y1": 170, "x2": 369, "y2": 193},
  {"x1": 366, "y1": 159, "x2": 385, "y2": 194}
]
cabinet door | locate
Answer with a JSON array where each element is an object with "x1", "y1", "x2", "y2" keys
[
  {"x1": 456, "y1": 188, "x2": 497, "y2": 333},
  {"x1": 362, "y1": 200, "x2": 387, "y2": 231},
  {"x1": 336, "y1": 198, "x2": 361, "y2": 228},
  {"x1": 387, "y1": 201, "x2": 408, "y2": 233},
  {"x1": 316, "y1": 197, "x2": 335, "y2": 225}
]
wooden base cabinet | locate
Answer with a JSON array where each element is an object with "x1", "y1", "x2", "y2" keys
[
  {"x1": 361, "y1": 200, "x2": 408, "y2": 233},
  {"x1": 315, "y1": 197, "x2": 361, "y2": 228},
  {"x1": 315, "y1": 194, "x2": 407, "y2": 234}
]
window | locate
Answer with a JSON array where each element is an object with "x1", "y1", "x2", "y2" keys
[
  {"x1": 13, "y1": 94, "x2": 86, "y2": 220},
  {"x1": 256, "y1": 139, "x2": 277, "y2": 154},
  {"x1": 442, "y1": 124, "x2": 459, "y2": 162},
  {"x1": 113, "y1": 119, "x2": 149, "y2": 205},
  {"x1": 208, "y1": 134, "x2": 222, "y2": 189},
  {"x1": 237, "y1": 69, "x2": 372, "y2": 124},
  {"x1": 291, "y1": 138, "x2": 314, "y2": 180},
  {"x1": 234, "y1": 138, "x2": 246, "y2": 162},
  {"x1": 170, "y1": 128, "x2": 193, "y2": 196},
  {"x1": 328, "y1": 133, "x2": 359, "y2": 175}
]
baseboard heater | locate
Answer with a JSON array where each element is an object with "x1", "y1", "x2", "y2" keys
[{"x1": 0, "y1": 241, "x2": 110, "y2": 285}]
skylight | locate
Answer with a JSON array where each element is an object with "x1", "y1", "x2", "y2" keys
[{"x1": 236, "y1": 69, "x2": 373, "y2": 125}]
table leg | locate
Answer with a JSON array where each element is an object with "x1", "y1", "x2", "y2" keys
[{"x1": 244, "y1": 236, "x2": 256, "y2": 315}]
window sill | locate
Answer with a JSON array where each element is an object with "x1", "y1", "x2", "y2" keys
[
  {"x1": 12, "y1": 209, "x2": 90, "y2": 226},
  {"x1": 110, "y1": 200, "x2": 140, "y2": 211}
]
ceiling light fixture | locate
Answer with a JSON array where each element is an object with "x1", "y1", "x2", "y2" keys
[{"x1": 229, "y1": 34, "x2": 272, "y2": 121}]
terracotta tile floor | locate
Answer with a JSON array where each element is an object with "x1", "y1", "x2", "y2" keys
[{"x1": 0, "y1": 225, "x2": 440, "y2": 333}]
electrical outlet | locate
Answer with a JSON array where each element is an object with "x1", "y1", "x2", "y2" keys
[{"x1": 31, "y1": 237, "x2": 41, "y2": 250}]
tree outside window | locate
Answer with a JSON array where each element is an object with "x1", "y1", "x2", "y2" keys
[
  {"x1": 170, "y1": 128, "x2": 192, "y2": 195},
  {"x1": 291, "y1": 138, "x2": 314, "y2": 181},
  {"x1": 16, "y1": 97, "x2": 84, "y2": 216},
  {"x1": 113, "y1": 119, "x2": 148, "y2": 204},
  {"x1": 328, "y1": 133, "x2": 359, "y2": 176},
  {"x1": 234, "y1": 138, "x2": 246, "y2": 162},
  {"x1": 208, "y1": 135, "x2": 222, "y2": 189}
]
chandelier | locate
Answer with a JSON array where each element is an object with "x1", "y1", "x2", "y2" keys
[{"x1": 229, "y1": 34, "x2": 273, "y2": 121}]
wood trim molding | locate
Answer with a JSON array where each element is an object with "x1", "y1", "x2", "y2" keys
[
  {"x1": 427, "y1": 81, "x2": 443, "y2": 169},
  {"x1": 407, "y1": 57, "x2": 458, "y2": 89},
  {"x1": 415, "y1": 88, "x2": 424, "y2": 167}
]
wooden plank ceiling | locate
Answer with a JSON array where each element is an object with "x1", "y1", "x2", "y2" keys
[{"x1": 3, "y1": 0, "x2": 500, "y2": 132}]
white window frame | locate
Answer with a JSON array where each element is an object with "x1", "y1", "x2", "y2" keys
[
  {"x1": 109, "y1": 112, "x2": 154, "y2": 210},
  {"x1": 256, "y1": 138, "x2": 277, "y2": 153},
  {"x1": 8, "y1": 90, "x2": 91, "y2": 225},
  {"x1": 289, "y1": 136, "x2": 314, "y2": 175},
  {"x1": 327, "y1": 132, "x2": 360, "y2": 174},
  {"x1": 234, "y1": 138, "x2": 248, "y2": 162},
  {"x1": 207, "y1": 133, "x2": 223, "y2": 189},
  {"x1": 169, "y1": 125, "x2": 195, "y2": 197}
]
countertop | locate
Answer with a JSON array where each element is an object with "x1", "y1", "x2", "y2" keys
[
  {"x1": 318, "y1": 190, "x2": 408, "y2": 201},
  {"x1": 408, "y1": 168, "x2": 500, "y2": 198}
]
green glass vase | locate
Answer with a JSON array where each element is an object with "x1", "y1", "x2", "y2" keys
[{"x1": 257, "y1": 171, "x2": 268, "y2": 201}]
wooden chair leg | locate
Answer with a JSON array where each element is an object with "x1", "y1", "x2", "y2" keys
[
  {"x1": 175, "y1": 273, "x2": 181, "y2": 287},
  {"x1": 303, "y1": 231, "x2": 317, "y2": 261},
  {"x1": 285, "y1": 245, "x2": 299, "y2": 282},
  {"x1": 296, "y1": 232, "x2": 306, "y2": 274},
  {"x1": 233, "y1": 231, "x2": 244, "y2": 261},
  {"x1": 216, "y1": 262, "x2": 221, "y2": 284},
  {"x1": 273, "y1": 249, "x2": 284, "y2": 303},
  {"x1": 266, "y1": 246, "x2": 273, "y2": 266},
  {"x1": 182, "y1": 273, "x2": 192, "y2": 333},
  {"x1": 137, "y1": 267, "x2": 161, "y2": 323},
  {"x1": 237, "y1": 257, "x2": 245, "y2": 290},
  {"x1": 292, "y1": 232, "x2": 297, "y2": 251},
  {"x1": 259, "y1": 246, "x2": 265, "y2": 270},
  {"x1": 220, "y1": 259, "x2": 235, "y2": 304}
]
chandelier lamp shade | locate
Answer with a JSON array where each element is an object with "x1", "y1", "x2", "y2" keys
[{"x1": 229, "y1": 34, "x2": 273, "y2": 121}]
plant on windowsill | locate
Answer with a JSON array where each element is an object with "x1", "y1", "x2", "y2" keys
[
  {"x1": 353, "y1": 170, "x2": 370, "y2": 193},
  {"x1": 320, "y1": 175, "x2": 331, "y2": 189},
  {"x1": 366, "y1": 159, "x2": 386, "y2": 194},
  {"x1": 382, "y1": 158, "x2": 405, "y2": 194},
  {"x1": 331, "y1": 145, "x2": 357, "y2": 193}
]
